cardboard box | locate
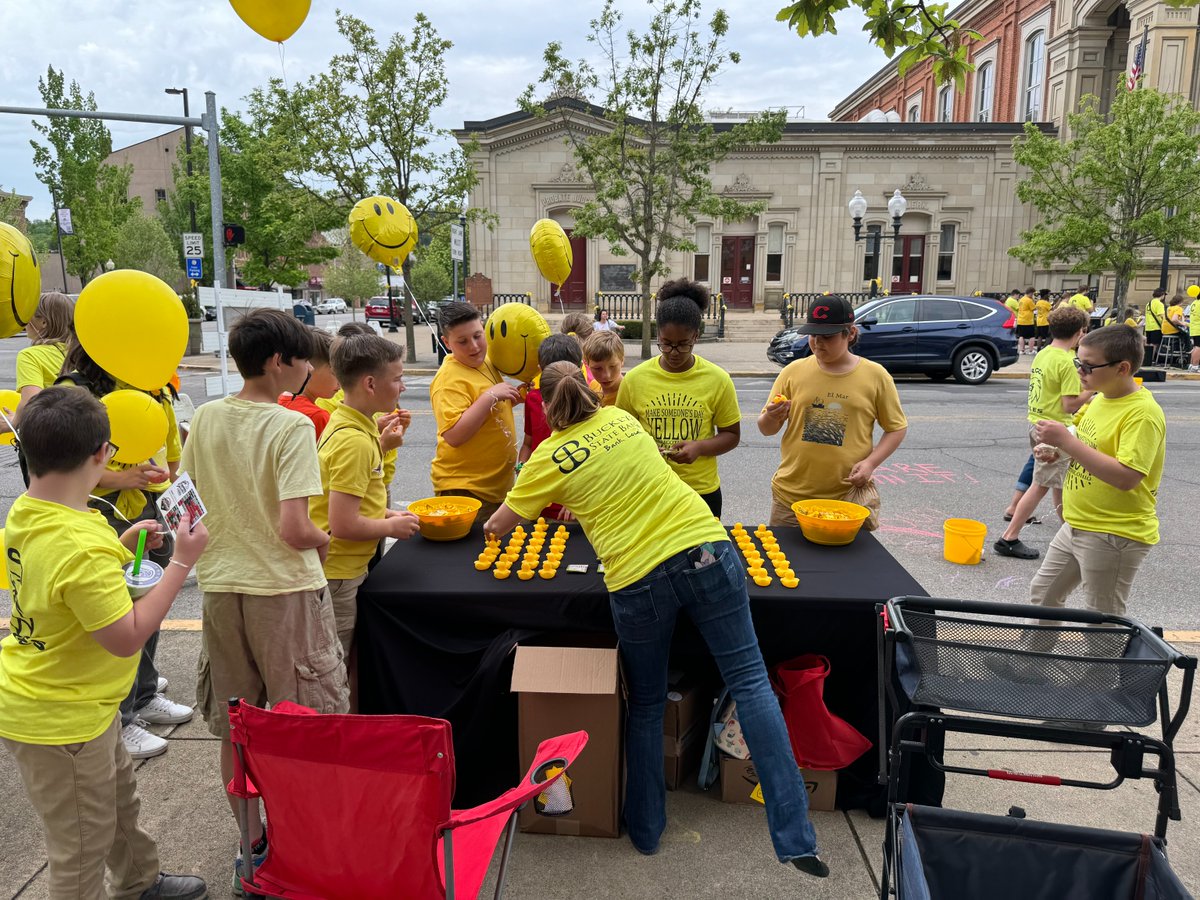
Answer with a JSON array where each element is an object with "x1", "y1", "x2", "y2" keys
[
  {"x1": 512, "y1": 645, "x2": 623, "y2": 837},
  {"x1": 663, "y1": 684, "x2": 711, "y2": 790},
  {"x1": 719, "y1": 755, "x2": 837, "y2": 812}
]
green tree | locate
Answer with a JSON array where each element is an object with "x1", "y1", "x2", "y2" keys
[
  {"x1": 410, "y1": 255, "x2": 452, "y2": 305},
  {"x1": 25, "y1": 219, "x2": 56, "y2": 253},
  {"x1": 247, "y1": 11, "x2": 481, "y2": 362},
  {"x1": 324, "y1": 229, "x2": 384, "y2": 310},
  {"x1": 29, "y1": 66, "x2": 137, "y2": 283},
  {"x1": 111, "y1": 211, "x2": 185, "y2": 287},
  {"x1": 521, "y1": 0, "x2": 785, "y2": 359},
  {"x1": 1010, "y1": 85, "x2": 1200, "y2": 315},
  {"x1": 0, "y1": 188, "x2": 26, "y2": 229}
]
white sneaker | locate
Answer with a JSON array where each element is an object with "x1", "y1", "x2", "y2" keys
[
  {"x1": 157, "y1": 675, "x2": 169, "y2": 693},
  {"x1": 122, "y1": 720, "x2": 168, "y2": 759},
  {"x1": 137, "y1": 693, "x2": 194, "y2": 725}
]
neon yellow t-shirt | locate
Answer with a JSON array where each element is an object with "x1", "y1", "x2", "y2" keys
[
  {"x1": 1189, "y1": 301, "x2": 1200, "y2": 337},
  {"x1": 1017, "y1": 296, "x2": 1035, "y2": 326},
  {"x1": 1035, "y1": 299, "x2": 1052, "y2": 327},
  {"x1": 180, "y1": 397, "x2": 327, "y2": 595},
  {"x1": 1071, "y1": 293, "x2": 1094, "y2": 313},
  {"x1": 0, "y1": 495, "x2": 135, "y2": 744},
  {"x1": 1146, "y1": 298, "x2": 1165, "y2": 333},
  {"x1": 15, "y1": 342, "x2": 66, "y2": 391},
  {"x1": 318, "y1": 391, "x2": 396, "y2": 487},
  {"x1": 766, "y1": 356, "x2": 907, "y2": 507},
  {"x1": 310, "y1": 404, "x2": 388, "y2": 580},
  {"x1": 1064, "y1": 388, "x2": 1165, "y2": 545},
  {"x1": 1004, "y1": 297, "x2": 1020, "y2": 314},
  {"x1": 615, "y1": 354, "x2": 741, "y2": 495},
  {"x1": 504, "y1": 406, "x2": 727, "y2": 592},
  {"x1": 430, "y1": 357, "x2": 517, "y2": 504},
  {"x1": 1027, "y1": 346, "x2": 1082, "y2": 425}
]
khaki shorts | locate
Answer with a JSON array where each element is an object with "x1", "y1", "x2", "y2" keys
[
  {"x1": 327, "y1": 573, "x2": 368, "y2": 659},
  {"x1": 1029, "y1": 423, "x2": 1071, "y2": 489},
  {"x1": 196, "y1": 589, "x2": 349, "y2": 739}
]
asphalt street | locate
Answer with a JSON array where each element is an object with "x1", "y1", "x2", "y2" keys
[{"x1": 1, "y1": 333, "x2": 1196, "y2": 629}]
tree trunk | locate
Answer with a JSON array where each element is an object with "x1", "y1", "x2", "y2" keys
[
  {"x1": 1113, "y1": 275, "x2": 1129, "y2": 320},
  {"x1": 402, "y1": 256, "x2": 416, "y2": 364},
  {"x1": 640, "y1": 262, "x2": 653, "y2": 361}
]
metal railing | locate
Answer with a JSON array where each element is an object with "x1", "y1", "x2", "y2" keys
[
  {"x1": 780, "y1": 291, "x2": 887, "y2": 328},
  {"x1": 477, "y1": 292, "x2": 534, "y2": 319},
  {"x1": 593, "y1": 291, "x2": 726, "y2": 339}
]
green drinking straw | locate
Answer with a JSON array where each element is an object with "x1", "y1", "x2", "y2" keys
[{"x1": 132, "y1": 529, "x2": 148, "y2": 577}]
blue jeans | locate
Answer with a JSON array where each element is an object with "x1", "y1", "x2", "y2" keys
[
  {"x1": 609, "y1": 540, "x2": 819, "y2": 862},
  {"x1": 1015, "y1": 453, "x2": 1035, "y2": 492}
]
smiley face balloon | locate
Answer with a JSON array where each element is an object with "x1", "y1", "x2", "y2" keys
[
  {"x1": 0, "y1": 222, "x2": 42, "y2": 339},
  {"x1": 349, "y1": 196, "x2": 418, "y2": 270},
  {"x1": 485, "y1": 304, "x2": 551, "y2": 384}
]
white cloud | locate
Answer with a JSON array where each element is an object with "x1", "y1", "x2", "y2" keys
[{"x1": 1, "y1": 0, "x2": 889, "y2": 218}]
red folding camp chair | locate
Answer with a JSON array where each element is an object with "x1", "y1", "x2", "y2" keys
[{"x1": 227, "y1": 699, "x2": 588, "y2": 900}]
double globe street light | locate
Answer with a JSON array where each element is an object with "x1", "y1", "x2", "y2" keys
[{"x1": 848, "y1": 189, "x2": 907, "y2": 296}]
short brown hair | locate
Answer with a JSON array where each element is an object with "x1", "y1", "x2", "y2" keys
[
  {"x1": 541, "y1": 360, "x2": 601, "y2": 431},
  {"x1": 1047, "y1": 305, "x2": 1089, "y2": 340},
  {"x1": 337, "y1": 322, "x2": 376, "y2": 338},
  {"x1": 308, "y1": 327, "x2": 334, "y2": 367},
  {"x1": 228, "y1": 309, "x2": 314, "y2": 378},
  {"x1": 583, "y1": 330, "x2": 625, "y2": 364},
  {"x1": 438, "y1": 301, "x2": 481, "y2": 335},
  {"x1": 560, "y1": 312, "x2": 594, "y2": 341},
  {"x1": 19, "y1": 386, "x2": 110, "y2": 477},
  {"x1": 1079, "y1": 324, "x2": 1143, "y2": 371},
  {"x1": 331, "y1": 333, "x2": 403, "y2": 386}
]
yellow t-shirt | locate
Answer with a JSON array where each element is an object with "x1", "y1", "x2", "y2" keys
[
  {"x1": 310, "y1": 404, "x2": 388, "y2": 580},
  {"x1": 1064, "y1": 388, "x2": 1165, "y2": 545},
  {"x1": 504, "y1": 406, "x2": 727, "y2": 592},
  {"x1": 1162, "y1": 307, "x2": 1183, "y2": 336},
  {"x1": 600, "y1": 391, "x2": 619, "y2": 407},
  {"x1": 1189, "y1": 301, "x2": 1200, "y2": 337},
  {"x1": 15, "y1": 342, "x2": 66, "y2": 391},
  {"x1": 615, "y1": 354, "x2": 741, "y2": 495},
  {"x1": 1126, "y1": 317, "x2": 1140, "y2": 329},
  {"x1": 318, "y1": 391, "x2": 396, "y2": 487},
  {"x1": 1035, "y1": 299, "x2": 1052, "y2": 327},
  {"x1": 1004, "y1": 297, "x2": 1020, "y2": 314},
  {"x1": 1145, "y1": 298, "x2": 1165, "y2": 333},
  {"x1": 766, "y1": 356, "x2": 907, "y2": 506},
  {"x1": 430, "y1": 357, "x2": 517, "y2": 504},
  {"x1": 0, "y1": 495, "x2": 135, "y2": 744},
  {"x1": 1071, "y1": 293, "x2": 1094, "y2": 313},
  {"x1": 1017, "y1": 296, "x2": 1036, "y2": 326},
  {"x1": 180, "y1": 397, "x2": 326, "y2": 594},
  {"x1": 1027, "y1": 346, "x2": 1082, "y2": 426}
]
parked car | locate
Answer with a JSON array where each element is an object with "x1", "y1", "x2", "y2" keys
[
  {"x1": 364, "y1": 296, "x2": 435, "y2": 322},
  {"x1": 315, "y1": 297, "x2": 348, "y2": 315},
  {"x1": 766, "y1": 294, "x2": 1017, "y2": 385}
]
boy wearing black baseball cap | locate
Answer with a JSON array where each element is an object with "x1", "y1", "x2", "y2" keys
[{"x1": 757, "y1": 294, "x2": 908, "y2": 526}]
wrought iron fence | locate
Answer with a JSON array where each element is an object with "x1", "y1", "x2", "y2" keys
[
  {"x1": 477, "y1": 292, "x2": 534, "y2": 319},
  {"x1": 592, "y1": 292, "x2": 726, "y2": 339},
  {"x1": 780, "y1": 291, "x2": 887, "y2": 328}
]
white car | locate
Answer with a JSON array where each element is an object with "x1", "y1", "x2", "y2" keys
[{"x1": 315, "y1": 298, "x2": 348, "y2": 315}]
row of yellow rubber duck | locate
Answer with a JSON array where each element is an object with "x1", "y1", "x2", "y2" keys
[
  {"x1": 476, "y1": 518, "x2": 569, "y2": 580},
  {"x1": 731, "y1": 523, "x2": 800, "y2": 589}
]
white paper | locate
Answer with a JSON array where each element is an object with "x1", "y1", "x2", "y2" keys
[{"x1": 156, "y1": 471, "x2": 208, "y2": 532}]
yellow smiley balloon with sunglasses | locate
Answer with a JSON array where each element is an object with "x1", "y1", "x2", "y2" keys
[
  {"x1": 348, "y1": 196, "x2": 417, "y2": 270},
  {"x1": 485, "y1": 303, "x2": 551, "y2": 384},
  {"x1": 0, "y1": 222, "x2": 41, "y2": 340}
]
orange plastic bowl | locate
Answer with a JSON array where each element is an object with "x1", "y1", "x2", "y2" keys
[
  {"x1": 407, "y1": 496, "x2": 482, "y2": 541},
  {"x1": 790, "y1": 499, "x2": 871, "y2": 546}
]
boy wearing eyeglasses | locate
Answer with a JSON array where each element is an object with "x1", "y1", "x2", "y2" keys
[
  {"x1": 1028, "y1": 325, "x2": 1165, "y2": 618},
  {"x1": 995, "y1": 306, "x2": 1093, "y2": 559}
]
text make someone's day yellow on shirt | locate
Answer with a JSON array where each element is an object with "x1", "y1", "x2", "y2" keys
[
  {"x1": 615, "y1": 355, "x2": 741, "y2": 495},
  {"x1": 430, "y1": 357, "x2": 518, "y2": 504},
  {"x1": 505, "y1": 406, "x2": 726, "y2": 592},
  {"x1": 1027, "y1": 346, "x2": 1082, "y2": 426},
  {"x1": 1064, "y1": 388, "x2": 1165, "y2": 545},
  {"x1": 0, "y1": 496, "x2": 135, "y2": 745}
]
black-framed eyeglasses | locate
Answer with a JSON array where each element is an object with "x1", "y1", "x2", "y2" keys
[
  {"x1": 96, "y1": 440, "x2": 119, "y2": 460},
  {"x1": 657, "y1": 339, "x2": 696, "y2": 354},
  {"x1": 1073, "y1": 358, "x2": 1120, "y2": 376}
]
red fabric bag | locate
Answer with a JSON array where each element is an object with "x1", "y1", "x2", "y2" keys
[{"x1": 770, "y1": 654, "x2": 872, "y2": 770}]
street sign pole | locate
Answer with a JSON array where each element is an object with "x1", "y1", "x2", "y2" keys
[{"x1": 451, "y1": 221, "x2": 464, "y2": 302}]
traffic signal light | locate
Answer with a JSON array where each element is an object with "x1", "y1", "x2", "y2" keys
[{"x1": 223, "y1": 224, "x2": 245, "y2": 247}]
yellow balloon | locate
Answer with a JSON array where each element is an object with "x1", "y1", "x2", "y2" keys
[
  {"x1": 348, "y1": 196, "x2": 418, "y2": 270},
  {"x1": 0, "y1": 222, "x2": 42, "y2": 340},
  {"x1": 75, "y1": 270, "x2": 187, "y2": 392},
  {"x1": 0, "y1": 389, "x2": 20, "y2": 447},
  {"x1": 102, "y1": 391, "x2": 169, "y2": 466},
  {"x1": 485, "y1": 304, "x2": 552, "y2": 383},
  {"x1": 0, "y1": 528, "x2": 8, "y2": 591},
  {"x1": 530, "y1": 219, "x2": 573, "y2": 286},
  {"x1": 1188, "y1": 284, "x2": 1200, "y2": 299},
  {"x1": 228, "y1": 0, "x2": 310, "y2": 42}
]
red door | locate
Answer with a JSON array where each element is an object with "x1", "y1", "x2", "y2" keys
[
  {"x1": 553, "y1": 231, "x2": 588, "y2": 308},
  {"x1": 890, "y1": 236, "x2": 924, "y2": 294},
  {"x1": 721, "y1": 236, "x2": 755, "y2": 308}
]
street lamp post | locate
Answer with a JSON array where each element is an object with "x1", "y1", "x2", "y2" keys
[
  {"x1": 848, "y1": 189, "x2": 906, "y2": 296},
  {"x1": 164, "y1": 88, "x2": 197, "y2": 234}
]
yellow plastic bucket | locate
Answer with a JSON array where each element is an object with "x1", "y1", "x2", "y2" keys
[{"x1": 943, "y1": 518, "x2": 987, "y2": 565}]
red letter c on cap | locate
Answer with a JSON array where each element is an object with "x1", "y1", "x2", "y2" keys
[{"x1": 812, "y1": 305, "x2": 829, "y2": 320}]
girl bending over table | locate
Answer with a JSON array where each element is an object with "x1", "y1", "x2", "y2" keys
[{"x1": 484, "y1": 361, "x2": 828, "y2": 879}]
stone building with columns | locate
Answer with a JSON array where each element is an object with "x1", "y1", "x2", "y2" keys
[{"x1": 454, "y1": 100, "x2": 1045, "y2": 312}]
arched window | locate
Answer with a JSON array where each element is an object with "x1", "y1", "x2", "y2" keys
[
  {"x1": 1024, "y1": 32, "x2": 1045, "y2": 121},
  {"x1": 976, "y1": 62, "x2": 994, "y2": 122},
  {"x1": 938, "y1": 86, "x2": 953, "y2": 122},
  {"x1": 908, "y1": 103, "x2": 921, "y2": 122}
]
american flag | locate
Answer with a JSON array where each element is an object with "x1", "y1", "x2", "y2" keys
[{"x1": 1128, "y1": 25, "x2": 1148, "y2": 90}]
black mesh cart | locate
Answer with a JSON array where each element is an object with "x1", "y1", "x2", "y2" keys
[{"x1": 877, "y1": 597, "x2": 1196, "y2": 900}]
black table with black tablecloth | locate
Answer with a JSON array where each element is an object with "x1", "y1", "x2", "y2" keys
[{"x1": 356, "y1": 524, "x2": 935, "y2": 812}]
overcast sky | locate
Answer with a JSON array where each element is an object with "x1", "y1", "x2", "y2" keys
[{"x1": 1, "y1": 0, "x2": 889, "y2": 220}]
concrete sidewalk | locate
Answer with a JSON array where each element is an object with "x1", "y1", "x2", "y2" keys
[{"x1": 3, "y1": 629, "x2": 1197, "y2": 899}]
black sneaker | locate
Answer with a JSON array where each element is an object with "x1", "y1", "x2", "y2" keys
[
  {"x1": 138, "y1": 873, "x2": 207, "y2": 899},
  {"x1": 994, "y1": 538, "x2": 1040, "y2": 560},
  {"x1": 792, "y1": 855, "x2": 830, "y2": 878}
]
